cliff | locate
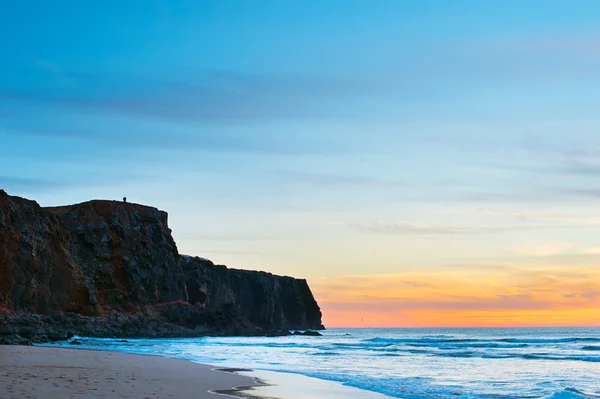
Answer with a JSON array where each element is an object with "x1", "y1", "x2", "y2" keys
[{"x1": 0, "y1": 190, "x2": 323, "y2": 343}]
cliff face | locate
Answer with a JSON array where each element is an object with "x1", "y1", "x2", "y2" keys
[
  {"x1": 182, "y1": 256, "x2": 323, "y2": 330},
  {"x1": 0, "y1": 192, "x2": 88, "y2": 315},
  {"x1": 0, "y1": 190, "x2": 323, "y2": 338},
  {"x1": 45, "y1": 200, "x2": 185, "y2": 315}
]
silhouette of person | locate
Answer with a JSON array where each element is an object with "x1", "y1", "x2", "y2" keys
[{"x1": 123, "y1": 197, "x2": 127, "y2": 202}]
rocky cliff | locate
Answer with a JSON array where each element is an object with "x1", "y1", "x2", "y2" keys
[{"x1": 0, "y1": 190, "x2": 323, "y2": 343}]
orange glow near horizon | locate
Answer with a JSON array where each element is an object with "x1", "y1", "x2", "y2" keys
[{"x1": 311, "y1": 265, "x2": 600, "y2": 328}]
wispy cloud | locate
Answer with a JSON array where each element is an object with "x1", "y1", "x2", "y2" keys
[
  {"x1": 177, "y1": 233, "x2": 286, "y2": 242},
  {"x1": 511, "y1": 241, "x2": 575, "y2": 257},
  {"x1": 0, "y1": 124, "x2": 308, "y2": 156},
  {"x1": 0, "y1": 172, "x2": 152, "y2": 194},
  {"x1": 0, "y1": 176, "x2": 60, "y2": 191},
  {"x1": 273, "y1": 170, "x2": 403, "y2": 189},
  {"x1": 350, "y1": 221, "x2": 463, "y2": 235},
  {"x1": 1, "y1": 69, "x2": 374, "y2": 124},
  {"x1": 580, "y1": 247, "x2": 600, "y2": 255},
  {"x1": 349, "y1": 221, "x2": 600, "y2": 236}
]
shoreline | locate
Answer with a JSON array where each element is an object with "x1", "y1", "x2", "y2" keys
[
  {"x1": 1, "y1": 343, "x2": 395, "y2": 399},
  {"x1": 222, "y1": 370, "x2": 395, "y2": 399}
]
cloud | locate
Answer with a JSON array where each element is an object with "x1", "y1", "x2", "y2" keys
[
  {"x1": 10, "y1": 30, "x2": 599, "y2": 129},
  {"x1": 322, "y1": 295, "x2": 556, "y2": 313},
  {"x1": 408, "y1": 132, "x2": 600, "y2": 206},
  {"x1": 274, "y1": 170, "x2": 403, "y2": 189},
  {"x1": 512, "y1": 242, "x2": 575, "y2": 257},
  {"x1": 192, "y1": 250, "x2": 269, "y2": 256},
  {"x1": 312, "y1": 265, "x2": 600, "y2": 326},
  {"x1": 456, "y1": 313, "x2": 557, "y2": 319},
  {"x1": 349, "y1": 221, "x2": 600, "y2": 236},
  {"x1": 176, "y1": 233, "x2": 285, "y2": 241},
  {"x1": 418, "y1": 32, "x2": 600, "y2": 82},
  {"x1": 455, "y1": 186, "x2": 600, "y2": 205},
  {"x1": 0, "y1": 176, "x2": 60, "y2": 191},
  {"x1": 349, "y1": 221, "x2": 464, "y2": 235},
  {"x1": 0, "y1": 69, "x2": 373, "y2": 124},
  {"x1": 31, "y1": 59, "x2": 76, "y2": 88},
  {"x1": 563, "y1": 290, "x2": 600, "y2": 300},
  {"x1": 3, "y1": 125, "x2": 252, "y2": 151},
  {"x1": 446, "y1": 263, "x2": 515, "y2": 271},
  {"x1": 0, "y1": 172, "x2": 151, "y2": 194},
  {"x1": 1, "y1": 67, "x2": 377, "y2": 158},
  {"x1": 475, "y1": 33, "x2": 600, "y2": 63},
  {"x1": 580, "y1": 247, "x2": 600, "y2": 255}
]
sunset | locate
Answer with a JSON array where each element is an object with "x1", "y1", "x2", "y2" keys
[
  {"x1": 1, "y1": 1, "x2": 600, "y2": 398},
  {"x1": 314, "y1": 265, "x2": 600, "y2": 327}
]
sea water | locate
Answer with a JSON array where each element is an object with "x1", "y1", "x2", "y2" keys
[{"x1": 49, "y1": 328, "x2": 600, "y2": 398}]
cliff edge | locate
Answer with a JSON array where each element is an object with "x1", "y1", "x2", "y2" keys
[{"x1": 0, "y1": 190, "x2": 323, "y2": 343}]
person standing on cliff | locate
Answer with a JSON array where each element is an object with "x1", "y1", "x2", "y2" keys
[{"x1": 123, "y1": 197, "x2": 127, "y2": 202}]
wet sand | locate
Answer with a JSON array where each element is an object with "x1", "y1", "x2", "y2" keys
[
  {"x1": 231, "y1": 370, "x2": 394, "y2": 399},
  {"x1": 0, "y1": 345, "x2": 257, "y2": 399}
]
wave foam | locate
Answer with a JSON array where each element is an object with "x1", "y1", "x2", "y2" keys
[{"x1": 544, "y1": 388, "x2": 599, "y2": 399}]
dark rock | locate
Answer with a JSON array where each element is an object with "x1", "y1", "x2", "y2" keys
[
  {"x1": 69, "y1": 340, "x2": 82, "y2": 345},
  {"x1": 181, "y1": 256, "x2": 323, "y2": 331},
  {"x1": 0, "y1": 190, "x2": 324, "y2": 344},
  {"x1": 0, "y1": 324, "x2": 13, "y2": 336},
  {"x1": 46, "y1": 332, "x2": 68, "y2": 342},
  {"x1": 17, "y1": 326, "x2": 34, "y2": 338},
  {"x1": 301, "y1": 330, "x2": 322, "y2": 336},
  {"x1": 51, "y1": 313, "x2": 64, "y2": 322},
  {"x1": 265, "y1": 329, "x2": 292, "y2": 337},
  {"x1": 5, "y1": 334, "x2": 33, "y2": 346}
]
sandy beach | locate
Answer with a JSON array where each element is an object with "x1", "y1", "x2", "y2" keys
[{"x1": 0, "y1": 346, "x2": 257, "y2": 399}]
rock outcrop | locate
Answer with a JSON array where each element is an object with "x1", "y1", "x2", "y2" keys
[{"x1": 0, "y1": 190, "x2": 323, "y2": 344}]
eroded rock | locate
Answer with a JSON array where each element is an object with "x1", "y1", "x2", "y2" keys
[{"x1": 0, "y1": 190, "x2": 324, "y2": 343}]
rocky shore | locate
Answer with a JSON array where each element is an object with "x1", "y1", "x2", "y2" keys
[
  {"x1": 0, "y1": 305, "x2": 322, "y2": 346},
  {"x1": 0, "y1": 190, "x2": 324, "y2": 345}
]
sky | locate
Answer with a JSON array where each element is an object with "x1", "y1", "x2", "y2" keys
[{"x1": 2, "y1": 1, "x2": 600, "y2": 327}]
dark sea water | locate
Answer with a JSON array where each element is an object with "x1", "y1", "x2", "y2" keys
[{"x1": 48, "y1": 327, "x2": 600, "y2": 398}]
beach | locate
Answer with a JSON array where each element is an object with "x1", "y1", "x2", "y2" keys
[
  {"x1": 34, "y1": 328, "x2": 600, "y2": 399},
  {"x1": 4, "y1": 327, "x2": 600, "y2": 399},
  {"x1": 0, "y1": 346, "x2": 257, "y2": 399},
  {"x1": 0, "y1": 343, "x2": 395, "y2": 399}
]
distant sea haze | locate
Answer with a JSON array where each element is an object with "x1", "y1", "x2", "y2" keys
[{"x1": 46, "y1": 327, "x2": 600, "y2": 399}]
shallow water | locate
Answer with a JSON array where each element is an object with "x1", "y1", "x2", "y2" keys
[
  {"x1": 46, "y1": 327, "x2": 600, "y2": 398},
  {"x1": 220, "y1": 370, "x2": 394, "y2": 399}
]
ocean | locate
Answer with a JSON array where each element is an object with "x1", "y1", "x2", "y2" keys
[{"x1": 47, "y1": 327, "x2": 600, "y2": 399}]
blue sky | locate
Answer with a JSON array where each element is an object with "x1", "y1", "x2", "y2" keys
[{"x1": 3, "y1": 1, "x2": 600, "y2": 325}]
